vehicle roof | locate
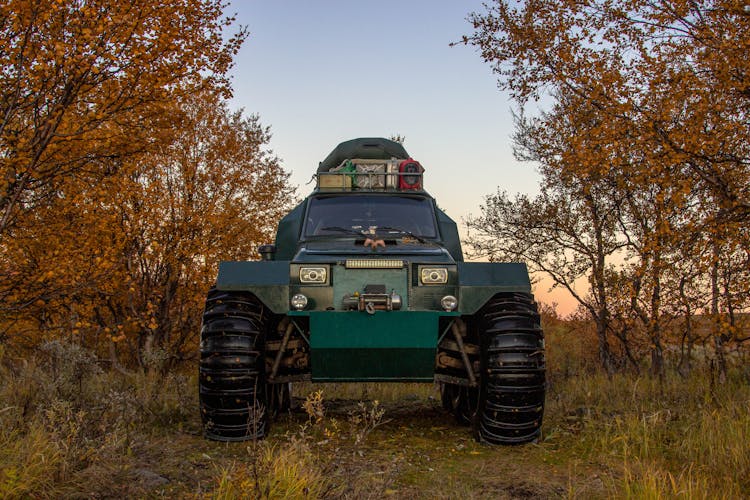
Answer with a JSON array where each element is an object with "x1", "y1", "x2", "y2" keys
[{"x1": 317, "y1": 138, "x2": 409, "y2": 173}]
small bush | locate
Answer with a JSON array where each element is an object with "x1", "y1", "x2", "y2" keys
[
  {"x1": 213, "y1": 440, "x2": 335, "y2": 499},
  {"x1": 348, "y1": 400, "x2": 388, "y2": 446},
  {"x1": 0, "y1": 341, "x2": 201, "y2": 498}
]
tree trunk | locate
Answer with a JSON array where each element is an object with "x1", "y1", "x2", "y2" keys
[
  {"x1": 596, "y1": 316, "x2": 614, "y2": 375},
  {"x1": 711, "y1": 245, "x2": 727, "y2": 382},
  {"x1": 649, "y1": 263, "x2": 664, "y2": 379},
  {"x1": 677, "y1": 277, "x2": 693, "y2": 378}
]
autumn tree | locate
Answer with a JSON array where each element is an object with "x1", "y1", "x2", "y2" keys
[
  {"x1": 466, "y1": 95, "x2": 631, "y2": 373},
  {"x1": 0, "y1": 0, "x2": 245, "y2": 237},
  {"x1": 102, "y1": 93, "x2": 293, "y2": 369},
  {"x1": 1, "y1": 0, "x2": 244, "y2": 342},
  {"x1": 464, "y1": 0, "x2": 750, "y2": 374},
  {"x1": 3, "y1": 91, "x2": 293, "y2": 368},
  {"x1": 0, "y1": 1, "x2": 298, "y2": 369}
]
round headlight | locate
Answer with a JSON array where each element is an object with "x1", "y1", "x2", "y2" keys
[
  {"x1": 291, "y1": 294, "x2": 308, "y2": 310},
  {"x1": 440, "y1": 295, "x2": 457, "y2": 312}
]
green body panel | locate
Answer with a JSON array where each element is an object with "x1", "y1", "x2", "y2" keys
[
  {"x1": 308, "y1": 311, "x2": 439, "y2": 381},
  {"x1": 216, "y1": 261, "x2": 290, "y2": 313},
  {"x1": 456, "y1": 262, "x2": 531, "y2": 314},
  {"x1": 274, "y1": 201, "x2": 305, "y2": 261},
  {"x1": 214, "y1": 256, "x2": 531, "y2": 316}
]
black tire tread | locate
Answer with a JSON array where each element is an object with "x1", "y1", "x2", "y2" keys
[
  {"x1": 199, "y1": 289, "x2": 268, "y2": 441},
  {"x1": 475, "y1": 293, "x2": 545, "y2": 445}
]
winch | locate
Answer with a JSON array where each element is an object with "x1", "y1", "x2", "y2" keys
[{"x1": 341, "y1": 284, "x2": 402, "y2": 313}]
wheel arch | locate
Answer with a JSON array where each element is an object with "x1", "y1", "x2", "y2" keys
[
  {"x1": 457, "y1": 262, "x2": 533, "y2": 315},
  {"x1": 215, "y1": 260, "x2": 290, "y2": 314}
]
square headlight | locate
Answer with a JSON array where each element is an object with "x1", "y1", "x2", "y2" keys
[
  {"x1": 299, "y1": 266, "x2": 327, "y2": 284},
  {"x1": 420, "y1": 267, "x2": 448, "y2": 285}
]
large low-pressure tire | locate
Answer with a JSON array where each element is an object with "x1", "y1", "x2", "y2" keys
[
  {"x1": 475, "y1": 293, "x2": 545, "y2": 444},
  {"x1": 199, "y1": 290, "x2": 269, "y2": 441}
]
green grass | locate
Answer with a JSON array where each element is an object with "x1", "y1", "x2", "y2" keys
[{"x1": 1, "y1": 339, "x2": 748, "y2": 498}]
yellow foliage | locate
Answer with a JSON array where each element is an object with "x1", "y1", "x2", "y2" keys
[
  {"x1": 0, "y1": 2, "x2": 293, "y2": 368},
  {"x1": 465, "y1": 0, "x2": 750, "y2": 373}
]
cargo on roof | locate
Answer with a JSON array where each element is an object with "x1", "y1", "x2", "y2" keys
[
  {"x1": 316, "y1": 137, "x2": 424, "y2": 192},
  {"x1": 317, "y1": 138, "x2": 410, "y2": 173}
]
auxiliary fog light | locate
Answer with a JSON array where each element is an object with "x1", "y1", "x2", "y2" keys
[
  {"x1": 291, "y1": 293, "x2": 308, "y2": 310},
  {"x1": 440, "y1": 295, "x2": 458, "y2": 312}
]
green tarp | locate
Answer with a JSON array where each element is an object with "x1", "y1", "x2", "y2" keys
[{"x1": 317, "y1": 137, "x2": 410, "y2": 172}]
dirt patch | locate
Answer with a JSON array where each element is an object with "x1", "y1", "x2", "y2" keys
[
  {"x1": 265, "y1": 394, "x2": 577, "y2": 498},
  {"x1": 32, "y1": 384, "x2": 602, "y2": 498}
]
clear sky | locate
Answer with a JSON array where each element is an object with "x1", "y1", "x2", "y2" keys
[{"x1": 226, "y1": 1, "x2": 576, "y2": 314}]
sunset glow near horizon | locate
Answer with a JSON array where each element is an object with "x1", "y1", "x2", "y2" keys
[{"x1": 227, "y1": 1, "x2": 579, "y2": 315}]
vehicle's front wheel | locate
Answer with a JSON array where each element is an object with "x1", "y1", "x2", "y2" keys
[
  {"x1": 199, "y1": 290, "x2": 269, "y2": 441},
  {"x1": 475, "y1": 293, "x2": 545, "y2": 444}
]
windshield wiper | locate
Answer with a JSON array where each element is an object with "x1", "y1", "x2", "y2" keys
[
  {"x1": 319, "y1": 226, "x2": 367, "y2": 237},
  {"x1": 320, "y1": 225, "x2": 434, "y2": 245},
  {"x1": 374, "y1": 226, "x2": 428, "y2": 244}
]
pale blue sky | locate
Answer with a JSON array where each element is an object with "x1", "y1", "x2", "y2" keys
[
  {"x1": 227, "y1": 0, "x2": 572, "y2": 313},
  {"x1": 226, "y1": 1, "x2": 540, "y2": 219},
  {"x1": 225, "y1": 2, "x2": 573, "y2": 311}
]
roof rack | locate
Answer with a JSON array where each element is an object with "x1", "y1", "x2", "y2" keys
[{"x1": 316, "y1": 158, "x2": 424, "y2": 192}]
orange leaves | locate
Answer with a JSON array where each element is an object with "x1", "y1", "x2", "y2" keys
[
  {"x1": 1, "y1": 89, "x2": 293, "y2": 367},
  {"x1": 467, "y1": 0, "x2": 750, "y2": 373},
  {"x1": 0, "y1": 1, "x2": 279, "y2": 366},
  {"x1": 0, "y1": 0, "x2": 248, "y2": 238},
  {"x1": 470, "y1": 0, "x2": 750, "y2": 233}
]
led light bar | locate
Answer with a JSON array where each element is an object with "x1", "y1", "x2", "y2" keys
[{"x1": 345, "y1": 259, "x2": 404, "y2": 269}]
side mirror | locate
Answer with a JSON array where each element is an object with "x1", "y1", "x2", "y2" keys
[{"x1": 258, "y1": 244, "x2": 277, "y2": 261}]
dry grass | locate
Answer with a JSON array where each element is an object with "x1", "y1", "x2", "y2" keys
[
  {"x1": 0, "y1": 341, "x2": 198, "y2": 498},
  {"x1": 1, "y1": 334, "x2": 748, "y2": 498},
  {"x1": 548, "y1": 371, "x2": 750, "y2": 498},
  {"x1": 212, "y1": 440, "x2": 336, "y2": 499}
]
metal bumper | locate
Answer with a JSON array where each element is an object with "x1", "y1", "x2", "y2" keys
[{"x1": 292, "y1": 310, "x2": 456, "y2": 382}]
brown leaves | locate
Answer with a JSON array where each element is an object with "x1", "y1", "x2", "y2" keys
[
  {"x1": 3, "y1": 90, "x2": 294, "y2": 367},
  {"x1": 0, "y1": 0, "x2": 247, "y2": 236},
  {"x1": 0, "y1": 2, "x2": 295, "y2": 368},
  {"x1": 467, "y1": 0, "x2": 750, "y2": 374}
]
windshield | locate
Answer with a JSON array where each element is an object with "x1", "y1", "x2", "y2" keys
[{"x1": 304, "y1": 195, "x2": 438, "y2": 238}]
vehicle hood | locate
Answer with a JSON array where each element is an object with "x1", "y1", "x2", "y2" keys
[{"x1": 293, "y1": 239, "x2": 455, "y2": 263}]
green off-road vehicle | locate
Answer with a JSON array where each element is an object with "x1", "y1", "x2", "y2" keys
[{"x1": 199, "y1": 138, "x2": 545, "y2": 444}]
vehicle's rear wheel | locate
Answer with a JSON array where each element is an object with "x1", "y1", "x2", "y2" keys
[
  {"x1": 267, "y1": 382, "x2": 291, "y2": 417},
  {"x1": 199, "y1": 290, "x2": 269, "y2": 441},
  {"x1": 440, "y1": 382, "x2": 478, "y2": 425},
  {"x1": 475, "y1": 293, "x2": 545, "y2": 444},
  {"x1": 440, "y1": 382, "x2": 455, "y2": 411}
]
